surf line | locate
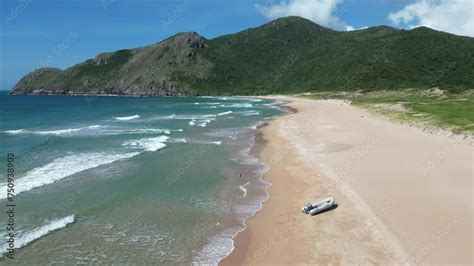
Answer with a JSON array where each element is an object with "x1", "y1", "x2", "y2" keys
[{"x1": 5, "y1": 153, "x2": 16, "y2": 259}]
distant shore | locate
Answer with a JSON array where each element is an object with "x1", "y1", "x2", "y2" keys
[{"x1": 221, "y1": 96, "x2": 472, "y2": 265}]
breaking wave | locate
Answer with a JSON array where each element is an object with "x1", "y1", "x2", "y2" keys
[
  {"x1": 122, "y1": 136, "x2": 169, "y2": 152},
  {"x1": 217, "y1": 111, "x2": 233, "y2": 116},
  {"x1": 1, "y1": 215, "x2": 75, "y2": 257},
  {"x1": 220, "y1": 103, "x2": 253, "y2": 108},
  {"x1": 113, "y1": 115, "x2": 140, "y2": 121},
  {"x1": 0, "y1": 152, "x2": 139, "y2": 199},
  {"x1": 3, "y1": 126, "x2": 180, "y2": 137},
  {"x1": 4, "y1": 125, "x2": 102, "y2": 136}
]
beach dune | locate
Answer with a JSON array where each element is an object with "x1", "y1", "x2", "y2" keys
[{"x1": 222, "y1": 96, "x2": 472, "y2": 265}]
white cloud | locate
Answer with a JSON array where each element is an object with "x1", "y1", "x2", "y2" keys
[
  {"x1": 388, "y1": 0, "x2": 474, "y2": 37},
  {"x1": 255, "y1": 0, "x2": 354, "y2": 31}
]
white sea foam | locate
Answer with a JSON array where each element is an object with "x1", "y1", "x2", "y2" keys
[
  {"x1": 199, "y1": 119, "x2": 213, "y2": 127},
  {"x1": 155, "y1": 114, "x2": 176, "y2": 120},
  {"x1": 250, "y1": 121, "x2": 265, "y2": 130},
  {"x1": 198, "y1": 96, "x2": 220, "y2": 99},
  {"x1": 188, "y1": 115, "x2": 215, "y2": 127},
  {"x1": 220, "y1": 103, "x2": 253, "y2": 108},
  {"x1": 194, "y1": 101, "x2": 220, "y2": 105},
  {"x1": 196, "y1": 123, "x2": 208, "y2": 128},
  {"x1": 151, "y1": 114, "x2": 217, "y2": 122},
  {"x1": 1, "y1": 215, "x2": 75, "y2": 256},
  {"x1": 239, "y1": 181, "x2": 250, "y2": 198},
  {"x1": 193, "y1": 227, "x2": 244, "y2": 265},
  {"x1": 4, "y1": 129, "x2": 26, "y2": 134},
  {"x1": 101, "y1": 128, "x2": 181, "y2": 135},
  {"x1": 113, "y1": 115, "x2": 140, "y2": 121},
  {"x1": 238, "y1": 110, "x2": 261, "y2": 116},
  {"x1": 205, "y1": 141, "x2": 221, "y2": 145},
  {"x1": 187, "y1": 140, "x2": 222, "y2": 145},
  {"x1": 0, "y1": 152, "x2": 139, "y2": 199},
  {"x1": 4, "y1": 126, "x2": 177, "y2": 137},
  {"x1": 35, "y1": 128, "x2": 82, "y2": 135},
  {"x1": 238, "y1": 147, "x2": 260, "y2": 165},
  {"x1": 199, "y1": 141, "x2": 272, "y2": 265},
  {"x1": 167, "y1": 138, "x2": 187, "y2": 143},
  {"x1": 122, "y1": 136, "x2": 169, "y2": 152},
  {"x1": 217, "y1": 111, "x2": 233, "y2": 116},
  {"x1": 167, "y1": 138, "x2": 221, "y2": 145},
  {"x1": 4, "y1": 125, "x2": 103, "y2": 136},
  {"x1": 121, "y1": 128, "x2": 171, "y2": 135}
]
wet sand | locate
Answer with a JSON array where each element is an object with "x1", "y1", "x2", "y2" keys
[{"x1": 221, "y1": 96, "x2": 472, "y2": 265}]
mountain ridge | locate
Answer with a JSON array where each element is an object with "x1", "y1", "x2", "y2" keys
[{"x1": 11, "y1": 16, "x2": 474, "y2": 96}]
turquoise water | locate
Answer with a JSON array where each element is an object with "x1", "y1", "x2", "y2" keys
[{"x1": 0, "y1": 93, "x2": 282, "y2": 264}]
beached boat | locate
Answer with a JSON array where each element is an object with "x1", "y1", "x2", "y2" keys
[{"x1": 301, "y1": 196, "x2": 336, "y2": 215}]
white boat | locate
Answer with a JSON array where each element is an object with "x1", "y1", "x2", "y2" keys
[{"x1": 301, "y1": 196, "x2": 336, "y2": 215}]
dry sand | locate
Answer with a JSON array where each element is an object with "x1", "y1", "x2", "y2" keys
[{"x1": 221, "y1": 96, "x2": 472, "y2": 265}]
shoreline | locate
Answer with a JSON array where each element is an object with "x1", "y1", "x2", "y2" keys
[
  {"x1": 221, "y1": 96, "x2": 473, "y2": 265},
  {"x1": 215, "y1": 107, "x2": 288, "y2": 264},
  {"x1": 210, "y1": 101, "x2": 293, "y2": 265}
]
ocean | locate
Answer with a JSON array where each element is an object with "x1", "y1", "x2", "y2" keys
[{"x1": 0, "y1": 92, "x2": 282, "y2": 264}]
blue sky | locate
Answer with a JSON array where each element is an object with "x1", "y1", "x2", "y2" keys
[{"x1": 1, "y1": 0, "x2": 472, "y2": 90}]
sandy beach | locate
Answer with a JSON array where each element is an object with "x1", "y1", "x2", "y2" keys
[{"x1": 222, "y1": 96, "x2": 473, "y2": 265}]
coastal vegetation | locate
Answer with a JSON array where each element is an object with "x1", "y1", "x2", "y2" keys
[{"x1": 12, "y1": 16, "x2": 474, "y2": 96}]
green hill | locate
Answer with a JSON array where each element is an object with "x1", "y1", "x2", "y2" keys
[{"x1": 11, "y1": 16, "x2": 474, "y2": 96}]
